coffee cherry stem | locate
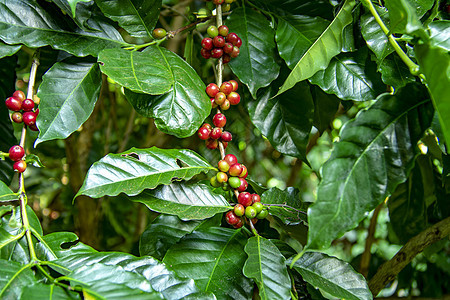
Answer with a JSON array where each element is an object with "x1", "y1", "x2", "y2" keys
[{"x1": 248, "y1": 216, "x2": 259, "y2": 235}]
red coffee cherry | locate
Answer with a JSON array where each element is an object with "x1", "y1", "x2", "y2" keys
[
  {"x1": 229, "y1": 80, "x2": 238, "y2": 91},
  {"x1": 238, "y1": 192, "x2": 252, "y2": 207},
  {"x1": 221, "y1": 131, "x2": 232, "y2": 142},
  {"x1": 210, "y1": 127, "x2": 223, "y2": 139},
  {"x1": 206, "y1": 83, "x2": 219, "y2": 97},
  {"x1": 230, "y1": 46, "x2": 240, "y2": 58},
  {"x1": 222, "y1": 54, "x2": 231, "y2": 64},
  {"x1": 225, "y1": 211, "x2": 240, "y2": 225},
  {"x1": 214, "y1": 92, "x2": 227, "y2": 105},
  {"x1": 211, "y1": 48, "x2": 223, "y2": 59},
  {"x1": 233, "y1": 218, "x2": 243, "y2": 229},
  {"x1": 213, "y1": 113, "x2": 226, "y2": 128},
  {"x1": 235, "y1": 37, "x2": 242, "y2": 48},
  {"x1": 206, "y1": 138, "x2": 218, "y2": 149},
  {"x1": 237, "y1": 178, "x2": 248, "y2": 192},
  {"x1": 229, "y1": 163, "x2": 243, "y2": 177},
  {"x1": 22, "y1": 99, "x2": 35, "y2": 112},
  {"x1": 201, "y1": 48, "x2": 212, "y2": 59},
  {"x1": 226, "y1": 32, "x2": 239, "y2": 45},
  {"x1": 198, "y1": 126, "x2": 211, "y2": 140},
  {"x1": 239, "y1": 164, "x2": 248, "y2": 178},
  {"x1": 23, "y1": 112, "x2": 37, "y2": 127},
  {"x1": 224, "y1": 154, "x2": 238, "y2": 166},
  {"x1": 9, "y1": 145, "x2": 25, "y2": 161},
  {"x1": 223, "y1": 43, "x2": 234, "y2": 54},
  {"x1": 220, "y1": 82, "x2": 233, "y2": 95},
  {"x1": 227, "y1": 92, "x2": 240, "y2": 105},
  {"x1": 218, "y1": 25, "x2": 229, "y2": 37},
  {"x1": 252, "y1": 194, "x2": 261, "y2": 204},
  {"x1": 13, "y1": 160, "x2": 27, "y2": 173},
  {"x1": 5, "y1": 97, "x2": 22, "y2": 111},
  {"x1": 213, "y1": 36, "x2": 226, "y2": 48},
  {"x1": 12, "y1": 90, "x2": 26, "y2": 102},
  {"x1": 201, "y1": 37, "x2": 214, "y2": 50},
  {"x1": 11, "y1": 112, "x2": 23, "y2": 123}
]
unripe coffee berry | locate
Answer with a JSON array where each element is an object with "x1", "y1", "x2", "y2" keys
[
  {"x1": 207, "y1": 25, "x2": 219, "y2": 37},
  {"x1": 238, "y1": 192, "x2": 252, "y2": 207},
  {"x1": 206, "y1": 83, "x2": 219, "y2": 97},
  {"x1": 220, "y1": 100, "x2": 230, "y2": 111},
  {"x1": 218, "y1": 159, "x2": 230, "y2": 172},
  {"x1": 13, "y1": 160, "x2": 27, "y2": 173},
  {"x1": 22, "y1": 99, "x2": 35, "y2": 111},
  {"x1": 23, "y1": 112, "x2": 37, "y2": 127},
  {"x1": 229, "y1": 80, "x2": 238, "y2": 91},
  {"x1": 257, "y1": 209, "x2": 269, "y2": 219},
  {"x1": 234, "y1": 204, "x2": 245, "y2": 217},
  {"x1": 201, "y1": 37, "x2": 214, "y2": 50},
  {"x1": 239, "y1": 165, "x2": 248, "y2": 178},
  {"x1": 228, "y1": 176, "x2": 241, "y2": 189},
  {"x1": 224, "y1": 154, "x2": 238, "y2": 166},
  {"x1": 214, "y1": 92, "x2": 226, "y2": 105},
  {"x1": 218, "y1": 25, "x2": 229, "y2": 37},
  {"x1": 11, "y1": 112, "x2": 23, "y2": 123},
  {"x1": 210, "y1": 175, "x2": 221, "y2": 188},
  {"x1": 213, "y1": 113, "x2": 226, "y2": 128},
  {"x1": 252, "y1": 202, "x2": 264, "y2": 214},
  {"x1": 245, "y1": 206, "x2": 257, "y2": 219},
  {"x1": 152, "y1": 28, "x2": 167, "y2": 39},
  {"x1": 5, "y1": 97, "x2": 22, "y2": 111},
  {"x1": 225, "y1": 211, "x2": 239, "y2": 225},
  {"x1": 9, "y1": 145, "x2": 25, "y2": 161},
  {"x1": 216, "y1": 171, "x2": 228, "y2": 183}
]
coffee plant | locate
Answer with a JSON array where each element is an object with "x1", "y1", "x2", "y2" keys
[{"x1": 0, "y1": 0, "x2": 449, "y2": 299}]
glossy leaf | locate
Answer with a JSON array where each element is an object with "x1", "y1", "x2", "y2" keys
[
  {"x1": 163, "y1": 227, "x2": 253, "y2": 299},
  {"x1": 54, "y1": 252, "x2": 207, "y2": 299},
  {"x1": 0, "y1": 181, "x2": 15, "y2": 204},
  {"x1": 378, "y1": 53, "x2": 415, "y2": 89},
  {"x1": 0, "y1": 0, "x2": 126, "y2": 57},
  {"x1": 254, "y1": 0, "x2": 335, "y2": 20},
  {"x1": 306, "y1": 84, "x2": 434, "y2": 250},
  {"x1": 0, "y1": 42, "x2": 21, "y2": 59},
  {"x1": 312, "y1": 86, "x2": 341, "y2": 133},
  {"x1": 139, "y1": 214, "x2": 220, "y2": 260},
  {"x1": 51, "y1": 0, "x2": 93, "y2": 30},
  {"x1": 243, "y1": 235, "x2": 291, "y2": 300},
  {"x1": 95, "y1": 0, "x2": 162, "y2": 38},
  {"x1": 248, "y1": 79, "x2": 314, "y2": 162},
  {"x1": 0, "y1": 227, "x2": 21, "y2": 250},
  {"x1": 360, "y1": 5, "x2": 393, "y2": 62},
  {"x1": 276, "y1": 15, "x2": 329, "y2": 70},
  {"x1": 416, "y1": 43, "x2": 450, "y2": 147},
  {"x1": 226, "y1": 6, "x2": 280, "y2": 97},
  {"x1": 129, "y1": 182, "x2": 231, "y2": 220},
  {"x1": 77, "y1": 147, "x2": 215, "y2": 198},
  {"x1": 262, "y1": 187, "x2": 307, "y2": 225},
  {"x1": 67, "y1": 0, "x2": 92, "y2": 16},
  {"x1": 41, "y1": 232, "x2": 97, "y2": 258},
  {"x1": 276, "y1": 0, "x2": 356, "y2": 97},
  {"x1": 0, "y1": 260, "x2": 37, "y2": 299},
  {"x1": 309, "y1": 47, "x2": 385, "y2": 101},
  {"x1": 288, "y1": 252, "x2": 372, "y2": 300},
  {"x1": 123, "y1": 47, "x2": 211, "y2": 138},
  {"x1": 429, "y1": 21, "x2": 450, "y2": 51},
  {"x1": 36, "y1": 60, "x2": 102, "y2": 145},
  {"x1": 384, "y1": 0, "x2": 427, "y2": 39}
]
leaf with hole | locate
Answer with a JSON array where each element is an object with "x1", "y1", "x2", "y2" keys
[
  {"x1": 306, "y1": 83, "x2": 434, "y2": 251},
  {"x1": 163, "y1": 227, "x2": 253, "y2": 299},
  {"x1": 76, "y1": 147, "x2": 215, "y2": 199},
  {"x1": 36, "y1": 59, "x2": 102, "y2": 145},
  {"x1": 129, "y1": 182, "x2": 231, "y2": 220}
]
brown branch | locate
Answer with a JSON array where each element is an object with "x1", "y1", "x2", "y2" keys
[
  {"x1": 369, "y1": 216, "x2": 450, "y2": 296},
  {"x1": 359, "y1": 201, "x2": 384, "y2": 278}
]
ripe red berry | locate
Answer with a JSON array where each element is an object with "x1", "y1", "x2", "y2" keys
[
  {"x1": 229, "y1": 163, "x2": 243, "y2": 177},
  {"x1": 206, "y1": 138, "x2": 218, "y2": 149},
  {"x1": 222, "y1": 54, "x2": 231, "y2": 64},
  {"x1": 235, "y1": 37, "x2": 242, "y2": 48},
  {"x1": 218, "y1": 25, "x2": 229, "y2": 37},
  {"x1": 210, "y1": 127, "x2": 223, "y2": 139},
  {"x1": 225, "y1": 211, "x2": 240, "y2": 225},
  {"x1": 218, "y1": 159, "x2": 230, "y2": 172},
  {"x1": 211, "y1": 97, "x2": 217, "y2": 108},
  {"x1": 5, "y1": 97, "x2": 22, "y2": 111},
  {"x1": 198, "y1": 126, "x2": 211, "y2": 140},
  {"x1": 224, "y1": 154, "x2": 238, "y2": 166},
  {"x1": 34, "y1": 108, "x2": 39, "y2": 116},
  {"x1": 226, "y1": 32, "x2": 238, "y2": 45},
  {"x1": 13, "y1": 160, "x2": 27, "y2": 173},
  {"x1": 222, "y1": 141, "x2": 228, "y2": 149},
  {"x1": 238, "y1": 192, "x2": 252, "y2": 207},
  {"x1": 230, "y1": 46, "x2": 240, "y2": 58},
  {"x1": 9, "y1": 145, "x2": 25, "y2": 161},
  {"x1": 12, "y1": 90, "x2": 26, "y2": 102},
  {"x1": 206, "y1": 83, "x2": 219, "y2": 97},
  {"x1": 202, "y1": 37, "x2": 214, "y2": 50},
  {"x1": 213, "y1": 113, "x2": 226, "y2": 128},
  {"x1": 22, "y1": 99, "x2": 35, "y2": 112},
  {"x1": 221, "y1": 131, "x2": 232, "y2": 142},
  {"x1": 239, "y1": 164, "x2": 248, "y2": 178},
  {"x1": 227, "y1": 92, "x2": 240, "y2": 105},
  {"x1": 28, "y1": 124, "x2": 39, "y2": 132},
  {"x1": 223, "y1": 43, "x2": 233, "y2": 54},
  {"x1": 203, "y1": 123, "x2": 213, "y2": 131},
  {"x1": 220, "y1": 99, "x2": 231, "y2": 110},
  {"x1": 220, "y1": 82, "x2": 233, "y2": 95},
  {"x1": 229, "y1": 80, "x2": 238, "y2": 91},
  {"x1": 213, "y1": 36, "x2": 226, "y2": 48},
  {"x1": 214, "y1": 92, "x2": 226, "y2": 105},
  {"x1": 11, "y1": 112, "x2": 23, "y2": 123},
  {"x1": 211, "y1": 48, "x2": 223, "y2": 58},
  {"x1": 201, "y1": 48, "x2": 212, "y2": 59},
  {"x1": 237, "y1": 178, "x2": 248, "y2": 192},
  {"x1": 234, "y1": 218, "x2": 243, "y2": 229},
  {"x1": 23, "y1": 112, "x2": 37, "y2": 127},
  {"x1": 213, "y1": 0, "x2": 225, "y2": 5},
  {"x1": 252, "y1": 194, "x2": 261, "y2": 204},
  {"x1": 152, "y1": 28, "x2": 167, "y2": 39},
  {"x1": 234, "y1": 204, "x2": 245, "y2": 217}
]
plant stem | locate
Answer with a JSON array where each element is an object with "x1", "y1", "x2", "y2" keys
[{"x1": 361, "y1": 0, "x2": 420, "y2": 75}]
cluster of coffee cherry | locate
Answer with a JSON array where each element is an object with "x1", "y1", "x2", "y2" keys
[
  {"x1": 5, "y1": 90, "x2": 39, "y2": 131},
  {"x1": 200, "y1": 25, "x2": 241, "y2": 63},
  {"x1": 206, "y1": 80, "x2": 240, "y2": 110},
  {"x1": 7, "y1": 145, "x2": 27, "y2": 173}
]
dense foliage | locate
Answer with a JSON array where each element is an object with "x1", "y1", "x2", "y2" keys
[{"x1": 0, "y1": 0, "x2": 449, "y2": 299}]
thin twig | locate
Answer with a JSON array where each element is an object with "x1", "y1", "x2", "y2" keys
[{"x1": 360, "y1": 201, "x2": 384, "y2": 278}]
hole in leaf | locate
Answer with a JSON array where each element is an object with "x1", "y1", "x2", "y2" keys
[
  {"x1": 123, "y1": 152, "x2": 140, "y2": 160},
  {"x1": 176, "y1": 159, "x2": 188, "y2": 168},
  {"x1": 60, "y1": 240, "x2": 79, "y2": 249}
]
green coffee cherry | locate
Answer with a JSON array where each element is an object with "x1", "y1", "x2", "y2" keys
[{"x1": 245, "y1": 206, "x2": 257, "y2": 219}]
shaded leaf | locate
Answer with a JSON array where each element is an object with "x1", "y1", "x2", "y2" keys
[
  {"x1": 306, "y1": 84, "x2": 434, "y2": 250},
  {"x1": 123, "y1": 47, "x2": 211, "y2": 138},
  {"x1": 416, "y1": 43, "x2": 450, "y2": 148},
  {"x1": 276, "y1": 0, "x2": 356, "y2": 97},
  {"x1": 309, "y1": 47, "x2": 385, "y2": 101},
  {"x1": 312, "y1": 86, "x2": 341, "y2": 133},
  {"x1": 276, "y1": 15, "x2": 330, "y2": 69},
  {"x1": 248, "y1": 79, "x2": 314, "y2": 162},
  {"x1": 254, "y1": 0, "x2": 335, "y2": 20},
  {"x1": 67, "y1": 0, "x2": 92, "y2": 17},
  {"x1": 36, "y1": 59, "x2": 101, "y2": 145},
  {"x1": 129, "y1": 182, "x2": 231, "y2": 220},
  {"x1": 25, "y1": 154, "x2": 45, "y2": 168},
  {"x1": 226, "y1": 6, "x2": 280, "y2": 97},
  {"x1": 95, "y1": 0, "x2": 162, "y2": 38},
  {"x1": 21, "y1": 282, "x2": 79, "y2": 299},
  {"x1": 51, "y1": 0, "x2": 93, "y2": 30},
  {"x1": 163, "y1": 227, "x2": 253, "y2": 299},
  {"x1": 288, "y1": 252, "x2": 372, "y2": 300},
  {"x1": 429, "y1": 21, "x2": 450, "y2": 51},
  {"x1": 0, "y1": 260, "x2": 36, "y2": 299},
  {"x1": 0, "y1": 227, "x2": 22, "y2": 250},
  {"x1": 0, "y1": 42, "x2": 21, "y2": 59},
  {"x1": 262, "y1": 187, "x2": 307, "y2": 225},
  {"x1": 77, "y1": 147, "x2": 215, "y2": 198},
  {"x1": 378, "y1": 52, "x2": 416, "y2": 90},
  {"x1": 384, "y1": 0, "x2": 427, "y2": 39},
  {"x1": 0, "y1": 0, "x2": 126, "y2": 57},
  {"x1": 139, "y1": 214, "x2": 220, "y2": 260},
  {"x1": 243, "y1": 235, "x2": 291, "y2": 300}
]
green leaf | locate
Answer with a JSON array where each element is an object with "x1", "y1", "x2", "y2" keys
[
  {"x1": 276, "y1": 15, "x2": 330, "y2": 69},
  {"x1": 306, "y1": 83, "x2": 434, "y2": 250},
  {"x1": 0, "y1": 42, "x2": 21, "y2": 59},
  {"x1": 95, "y1": 0, "x2": 162, "y2": 38},
  {"x1": 378, "y1": 52, "x2": 416, "y2": 90},
  {"x1": 275, "y1": 0, "x2": 356, "y2": 97},
  {"x1": 288, "y1": 252, "x2": 373, "y2": 300},
  {"x1": 21, "y1": 282, "x2": 79, "y2": 299},
  {"x1": 0, "y1": 227, "x2": 22, "y2": 250},
  {"x1": 262, "y1": 187, "x2": 307, "y2": 225},
  {"x1": 40, "y1": 232, "x2": 97, "y2": 258},
  {"x1": 129, "y1": 182, "x2": 231, "y2": 220},
  {"x1": 36, "y1": 59, "x2": 102, "y2": 145},
  {"x1": 77, "y1": 147, "x2": 215, "y2": 198},
  {"x1": 429, "y1": 21, "x2": 450, "y2": 51},
  {"x1": 0, "y1": 260, "x2": 36, "y2": 299},
  {"x1": 243, "y1": 235, "x2": 291, "y2": 300},
  {"x1": 253, "y1": 0, "x2": 335, "y2": 20},
  {"x1": 384, "y1": 0, "x2": 427, "y2": 39},
  {"x1": 67, "y1": 0, "x2": 92, "y2": 17},
  {"x1": 225, "y1": 6, "x2": 281, "y2": 97},
  {"x1": 51, "y1": 0, "x2": 93, "y2": 30},
  {"x1": 163, "y1": 227, "x2": 253, "y2": 299},
  {"x1": 312, "y1": 86, "x2": 341, "y2": 133},
  {"x1": 25, "y1": 154, "x2": 44, "y2": 168},
  {"x1": 139, "y1": 214, "x2": 220, "y2": 260},
  {"x1": 416, "y1": 43, "x2": 450, "y2": 148},
  {"x1": 248, "y1": 79, "x2": 314, "y2": 162},
  {"x1": 309, "y1": 47, "x2": 385, "y2": 101},
  {"x1": 122, "y1": 47, "x2": 211, "y2": 138},
  {"x1": 0, "y1": 181, "x2": 14, "y2": 203},
  {"x1": 54, "y1": 252, "x2": 208, "y2": 299},
  {"x1": 0, "y1": 0, "x2": 126, "y2": 57}
]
